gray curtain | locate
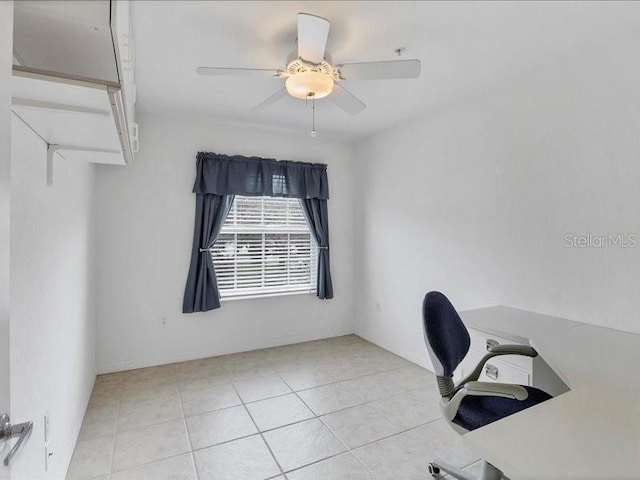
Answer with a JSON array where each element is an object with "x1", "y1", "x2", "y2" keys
[
  {"x1": 184, "y1": 152, "x2": 332, "y2": 313},
  {"x1": 182, "y1": 194, "x2": 234, "y2": 313},
  {"x1": 300, "y1": 198, "x2": 334, "y2": 299},
  {"x1": 193, "y1": 152, "x2": 329, "y2": 199}
]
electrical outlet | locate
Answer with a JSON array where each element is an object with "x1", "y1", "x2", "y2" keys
[{"x1": 376, "y1": 302, "x2": 382, "y2": 312}]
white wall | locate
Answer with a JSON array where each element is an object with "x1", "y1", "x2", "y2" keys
[
  {"x1": 94, "y1": 113, "x2": 357, "y2": 373},
  {"x1": 354, "y1": 29, "x2": 640, "y2": 369},
  {"x1": 10, "y1": 117, "x2": 96, "y2": 479}
]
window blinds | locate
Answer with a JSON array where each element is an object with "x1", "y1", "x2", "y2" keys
[{"x1": 209, "y1": 196, "x2": 317, "y2": 299}]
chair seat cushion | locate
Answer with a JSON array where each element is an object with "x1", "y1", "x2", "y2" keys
[{"x1": 453, "y1": 386, "x2": 552, "y2": 431}]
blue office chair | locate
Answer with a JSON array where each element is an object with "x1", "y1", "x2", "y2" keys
[{"x1": 422, "y1": 291, "x2": 552, "y2": 480}]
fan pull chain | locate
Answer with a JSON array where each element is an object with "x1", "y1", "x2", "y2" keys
[{"x1": 311, "y1": 97, "x2": 317, "y2": 138}]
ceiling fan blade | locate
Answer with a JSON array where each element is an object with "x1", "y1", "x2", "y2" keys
[
  {"x1": 338, "y1": 59, "x2": 421, "y2": 80},
  {"x1": 297, "y1": 13, "x2": 330, "y2": 64},
  {"x1": 197, "y1": 67, "x2": 280, "y2": 77},
  {"x1": 251, "y1": 88, "x2": 288, "y2": 112},
  {"x1": 327, "y1": 83, "x2": 366, "y2": 115}
]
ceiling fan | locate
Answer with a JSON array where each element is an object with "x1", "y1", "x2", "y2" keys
[{"x1": 196, "y1": 13, "x2": 421, "y2": 118}]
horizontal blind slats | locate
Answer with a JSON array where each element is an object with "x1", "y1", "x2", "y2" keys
[{"x1": 211, "y1": 195, "x2": 316, "y2": 299}]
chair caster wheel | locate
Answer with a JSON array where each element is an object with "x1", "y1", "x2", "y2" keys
[{"x1": 428, "y1": 463, "x2": 440, "y2": 477}]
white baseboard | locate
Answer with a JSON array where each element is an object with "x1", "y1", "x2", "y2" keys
[
  {"x1": 97, "y1": 327, "x2": 354, "y2": 374},
  {"x1": 97, "y1": 326, "x2": 434, "y2": 376},
  {"x1": 353, "y1": 329, "x2": 435, "y2": 373}
]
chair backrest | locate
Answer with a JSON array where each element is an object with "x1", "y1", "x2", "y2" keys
[{"x1": 422, "y1": 291, "x2": 470, "y2": 389}]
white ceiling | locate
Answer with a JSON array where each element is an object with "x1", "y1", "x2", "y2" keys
[{"x1": 132, "y1": 1, "x2": 640, "y2": 140}]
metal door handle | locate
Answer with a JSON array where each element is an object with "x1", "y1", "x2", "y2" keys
[{"x1": 0, "y1": 414, "x2": 33, "y2": 466}]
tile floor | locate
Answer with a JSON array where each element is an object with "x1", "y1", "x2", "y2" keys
[{"x1": 67, "y1": 335, "x2": 482, "y2": 480}]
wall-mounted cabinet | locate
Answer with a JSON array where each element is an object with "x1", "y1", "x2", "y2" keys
[{"x1": 12, "y1": 0, "x2": 137, "y2": 173}]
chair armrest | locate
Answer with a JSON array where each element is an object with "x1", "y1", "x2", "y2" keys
[
  {"x1": 442, "y1": 381, "x2": 530, "y2": 421},
  {"x1": 464, "y1": 381, "x2": 529, "y2": 400},
  {"x1": 488, "y1": 344, "x2": 538, "y2": 357},
  {"x1": 456, "y1": 344, "x2": 538, "y2": 387}
]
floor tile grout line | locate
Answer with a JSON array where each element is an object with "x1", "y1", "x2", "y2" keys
[
  {"x1": 344, "y1": 444, "x2": 378, "y2": 480},
  {"x1": 245, "y1": 410, "x2": 287, "y2": 478},
  {"x1": 286, "y1": 373, "x2": 444, "y2": 478},
  {"x1": 88, "y1": 390, "x2": 435, "y2": 466},
  {"x1": 89, "y1": 402, "x2": 386, "y2": 469},
  {"x1": 319, "y1": 413, "x2": 400, "y2": 450},
  {"x1": 270, "y1": 422, "x2": 430, "y2": 478},
  {"x1": 316, "y1": 404, "x2": 443, "y2": 478},
  {"x1": 173, "y1": 364, "x2": 201, "y2": 480},
  {"x1": 348, "y1": 416, "x2": 445, "y2": 480},
  {"x1": 108, "y1": 450, "x2": 199, "y2": 477},
  {"x1": 279, "y1": 449, "x2": 353, "y2": 476},
  {"x1": 85, "y1": 339, "x2": 445, "y2": 479},
  {"x1": 69, "y1": 376, "x2": 122, "y2": 479},
  {"x1": 222, "y1": 367, "x2": 411, "y2": 411},
  {"x1": 109, "y1": 398, "x2": 319, "y2": 450},
  {"x1": 282, "y1": 376, "x2": 381, "y2": 477},
  {"x1": 114, "y1": 388, "x2": 184, "y2": 435},
  {"x1": 238, "y1": 374, "x2": 364, "y2": 479},
  {"x1": 279, "y1": 373, "x2": 431, "y2": 398},
  {"x1": 228, "y1": 378, "x2": 287, "y2": 478},
  {"x1": 244, "y1": 356, "x2": 410, "y2": 376},
  {"x1": 187, "y1": 430, "x2": 268, "y2": 454},
  {"x1": 180, "y1": 411, "x2": 441, "y2": 457},
  {"x1": 98, "y1": 337, "x2": 403, "y2": 377},
  {"x1": 106, "y1": 373, "x2": 253, "y2": 478},
  {"x1": 223, "y1": 361, "x2": 426, "y2": 397},
  {"x1": 104, "y1": 373, "x2": 197, "y2": 478},
  {"x1": 106, "y1": 380, "x2": 124, "y2": 476}
]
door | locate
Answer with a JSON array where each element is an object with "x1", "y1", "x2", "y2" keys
[
  {"x1": 0, "y1": 2, "x2": 13, "y2": 479},
  {"x1": 2, "y1": 3, "x2": 35, "y2": 475}
]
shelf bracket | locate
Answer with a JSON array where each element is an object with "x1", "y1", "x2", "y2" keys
[
  {"x1": 46, "y1": 144, "x2": 59, "y2": 186},
  {"x1": 46, "y1": 144, "x2": 120, "y2": 186},
  {"x1": 107, "y1": 86, "x2": 133, "y2": 165},
  {"x1": 12, "y1": 97, "x2": 111, "y2": 116}
]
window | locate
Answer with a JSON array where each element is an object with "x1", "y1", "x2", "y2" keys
[{"x1": 210, "y1": 196, "x2": 317, "y2": 299}]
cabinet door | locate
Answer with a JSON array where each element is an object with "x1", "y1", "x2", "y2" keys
[
  {"x1": 113, "y1": 1, "x2": 135, "y2": 108},
  {"x1": 112, "y1": 1, "x2": 131, "y2": 68},
  {"x1": 110, "y1": 1, "x2": 137, "y2": 155}
]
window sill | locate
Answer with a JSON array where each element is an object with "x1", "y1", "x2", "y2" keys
[{"x1": 220, "y1": 289, "x2": 315, "y2": 302}]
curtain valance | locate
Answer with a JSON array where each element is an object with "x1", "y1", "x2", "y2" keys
[{"x1": 193, "y1": 152, "x2": 329, "y2": 199}]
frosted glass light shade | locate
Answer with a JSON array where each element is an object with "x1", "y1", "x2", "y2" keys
[{"x1": 285, "y1": 71, "x2": 334, "y2": 99}]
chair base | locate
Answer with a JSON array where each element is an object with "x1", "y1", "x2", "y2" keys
[{"x1": 428, "y1": 459, "x2": 504, "y2": 480}]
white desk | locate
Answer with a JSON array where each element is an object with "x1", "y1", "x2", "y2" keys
[{"x1": 459, "y1": 306, "x2": 640, "y2": 480}]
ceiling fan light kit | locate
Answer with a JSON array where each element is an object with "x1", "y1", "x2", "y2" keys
[
  {"x1": 285, "y1": 70, "x2": 333, "y2": 99},
  {"x1": 284, "y1": 59, "x2": 338, "y2": 100},
  {"x1": 197, "y1": 13, "x2": 421, "y2": 134}
]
